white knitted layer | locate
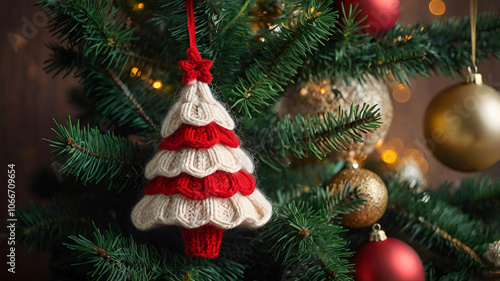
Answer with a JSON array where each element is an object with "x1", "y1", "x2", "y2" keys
[
  {"x1": 161, "y1": 81, "x2": 235, "y2": 138},
  {"x1": 131, "y1": 189, "x2": 272, "y2": 230},
  {"x1": 145, "y1": 144, "x2": 254, "y2": 179}
]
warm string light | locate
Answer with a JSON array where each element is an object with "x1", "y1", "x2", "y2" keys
[
  {"x1": 394, "y1": 34, "x2": 413, "y2": 44},
  {"x1": 130, "y1": 67, "x2": 140, "y2": 77},
  {"x1": 134, "y1": 3, "x2": 145, "y2": 11},
  {"x1": 298, "y1": 81, "x2": 330, "y2": 99},
  {"x1": 152, "y1": 81, "x2": 163, "y2": 89},
  {"x1": 129, "y1": 66, "x2": 163, "y2": 90},
  {"x1": 381, "y1": 150, "x2": 398, "y2": 164},
  {"x1": 378, "y1": 138, "x2": 429, "y2": 173}
]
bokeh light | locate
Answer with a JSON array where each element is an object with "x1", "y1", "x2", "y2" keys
[
  {"x1": 388, "y1": 138, "x2": 405, "y2": 155},
  {"x1": 429, "y1": 0, "x2": 446, "y2": 16},
  {"x1": 152, "y1": 81, "x2": 163, "y2": 89},
  {"x1": 130, "y1": 67, "x2": 139, "y2": 77},
  {"x1": 392, "y1": 83, "x2": 411, "y2": 103},
  {"x1": 404, "y1": 148, "x2": 423, "y2": 159},
  {"x1": 300, "y1": 86, "x2": 308, "y2": 96},
  {"x1": 382, "y1": 150, "x2": 398, "y2": 164},
  {"x1": 412, "y1": 156, "x2": 429, "y2": 173}
]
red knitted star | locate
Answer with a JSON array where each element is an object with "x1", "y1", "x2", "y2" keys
[{"x1": 178, "y1": 48, "x2": 213, "y2": 85}]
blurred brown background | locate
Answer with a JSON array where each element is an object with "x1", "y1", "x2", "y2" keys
[{"x1": 0, "y1": 0, "x2": 499, "y2": 280}]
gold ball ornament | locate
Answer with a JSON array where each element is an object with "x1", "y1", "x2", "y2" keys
[
  {"x1": 328, "y1": 167, "x2": 388, "y2": 228},
  {"x1": 424, "y1": 73, "x2": 500, "y2": 171},
  {"x1": 487, "y1": 240, "x2": 500, "y2": 267},
  {"x1": 278, "y1": 75, "x2": 393, "y2": 161}
]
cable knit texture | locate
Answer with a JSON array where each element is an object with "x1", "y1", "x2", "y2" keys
[
  {"x1": 161, "y1": 82, "x2": 235, "y2": 138},
  {"x1": 131, "y1": 80, "x2": 272, "y2": 258},
  {"x1": 144, "y1": 170, "x2": 255, "y2": 200},
  {"x1": 144, "y1": 144, "x2": 254, "y2": 179},
  {"x1": 131, "y1": 190, "x2": 271, "y2": 230},
  {"x1": 159, "y1": 122, "x2": 240, "y2": 150}
]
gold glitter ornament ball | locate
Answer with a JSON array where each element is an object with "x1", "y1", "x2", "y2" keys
[
  {"x1": 487, "y1": 240, "x2": 500, "y2": 267},
  {"x1": 424, "y1": 74, "x2": 500, "y2": 171},
  {"x1": 278, "y1": 75, "x2": 393, "y2": 161},
  {"x1": 328, "y1": 168, "x2": 388, "y2": 228}
]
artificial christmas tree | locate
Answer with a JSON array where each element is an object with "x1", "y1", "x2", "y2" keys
[{"x1": 13, "y1": 0, "x2": 500, "y2": 280}]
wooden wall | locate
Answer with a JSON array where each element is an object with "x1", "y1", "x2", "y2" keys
[{"x1": 1, "y1": 1, "x2": 77, "y2": 279}]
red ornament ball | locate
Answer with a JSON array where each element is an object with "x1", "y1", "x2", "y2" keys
[
  {"x1": 337, "y1": 0, "x2": 400, "y2": 35},
  {"x1": 353, "y1": 238, "x2": 425, "y2": 281}
]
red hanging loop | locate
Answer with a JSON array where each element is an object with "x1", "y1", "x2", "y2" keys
[
  {"x1": 178, "y1": 0, "x2": 213, "y2": 85},
  {"x1": 185, "y1": 0, "x2": 197, "y2": 50}
]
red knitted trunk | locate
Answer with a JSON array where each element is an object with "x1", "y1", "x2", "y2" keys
[{"x1": 181, "y1": 224, "x2": 224, "y2": 258}]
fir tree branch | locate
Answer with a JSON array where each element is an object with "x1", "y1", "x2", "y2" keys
[
  {"x1": 425, "y1": 265, "x2": 470, "y2": 281},
  {"x1": 78, "y1": 68, "x2": 166, "y2": 136},
  {"x1": 36, "y1": 0, "x2": 137, "y2": 70},
  {"x1": 230, "y1": 0, "x2": 338, "y2": 117},
  {"x1": 387, "y1": 179, "x2": 500, "y2": 273},
  {"x1": 449, "y1": 177, "x2": 500, "y2": 205},
  {"x1": 155, "y1": 0, "x2": 213, "y2": 59},
  {"x1": 304, "y1": 10, "x2": 500, "y2": 85},
  {"x1": 432, "y1": 177, "x2": 500, "y2": 227},
  {"x1": 249, "y1": 104, "x2": 381, "y2": 170},
  {"x1": 45, "y1": 118, "x2": 148, "y2": 190},
  {"x1": 107, "y1": 70, "x2": 160, "y2": 132},
  {"x1": 124, "y1": 52, "x2": 169, "y2": 69},
  {"x1": 17, "y1": 198, "x2": 93, "y2": 252},
  {"x1": 323, "y1": 184, "x2": 366, "y2": 222},
  {"x1": 43, "y1": 43, "x2": 83, "y2": 78},
  {"x1": 222, "y1": 0, "x2": 252, "y2": 34},
  {"x1": 65, "y1": 224, "x2": 163, "y2": 281},
  {"x1": 258, "y1": 160, "x2": 345, "y2": 208},
  {"x1": 200, "y1": 0, "x2": 258, "y2": 103},
  {"x1": 261, "y1": 202, "x2": 353, "y2": 281},
  {"x1": 66, "y1": 137, "x2": 130, "y2": 165},
  {"x1": 39, "y1": 0, "x2": 179, "y2": 87},
  {"x1": 43, "y1": 44, "x2": 168, "y2": 136},
  {"x1": 66, "y1": 223, "x2": 247, "y2": 280},
  {"x1": 417, "y1": 217, "x2": 486, "y2": 267},
  {"x1": 437, "y1": 270, "x2": 470, "y2": 281}
]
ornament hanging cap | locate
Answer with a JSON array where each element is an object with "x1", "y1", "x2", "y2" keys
[
  {"x1": 369, "y1": 223, "x2": 387, "y2": 242},
  {"x1": 177, "y1": 0, "x2": 213, "y2": 86}
]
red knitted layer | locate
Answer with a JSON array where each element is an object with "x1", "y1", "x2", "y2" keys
[
  {"x1": 144, "y1": 170, "x2": 255, "y2": 200},
  {"x1": 181, "y1": 224, "x2": 224, "y2": 258},
  {"x1": 159, "y1": 122, "x2": 240, "y2": 150}
]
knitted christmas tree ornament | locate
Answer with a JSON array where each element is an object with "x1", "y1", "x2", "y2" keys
[{"x1": 131, "y1": 0, "x2": 272, "y2": 258}]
